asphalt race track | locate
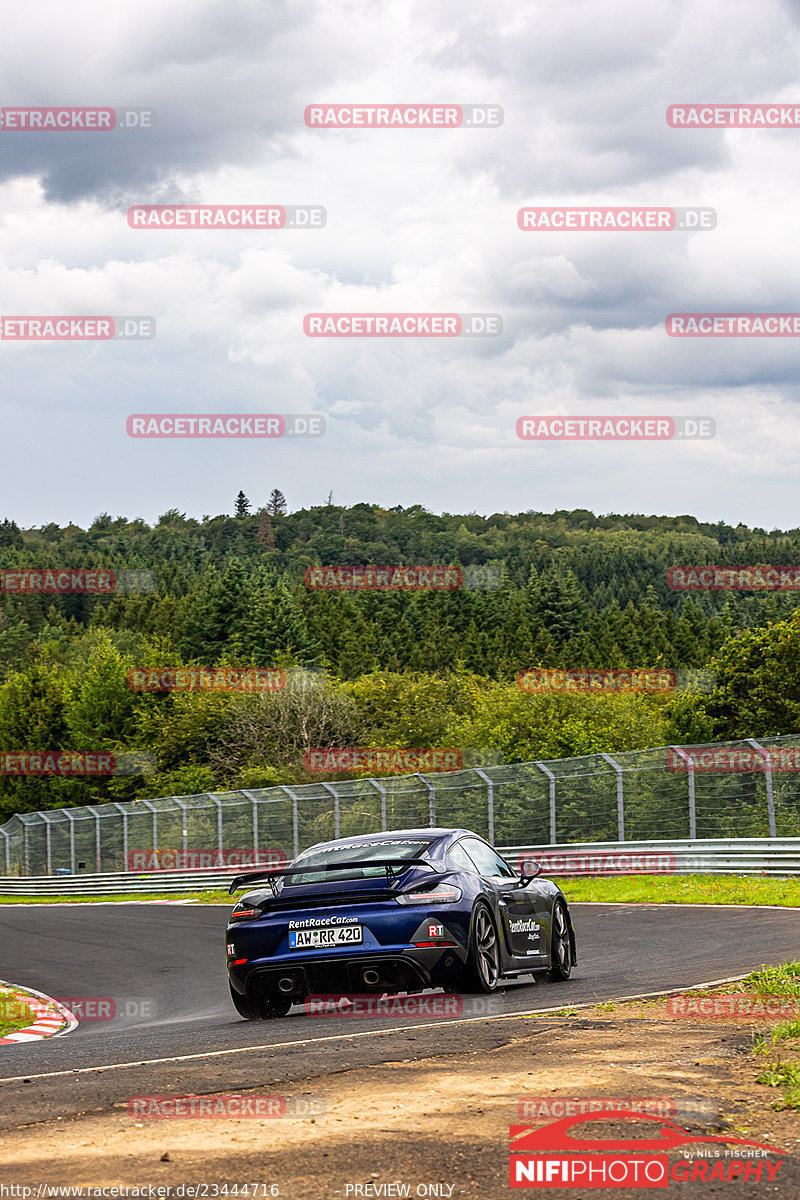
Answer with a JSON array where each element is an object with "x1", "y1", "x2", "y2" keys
[{"x1": 2, "y1": 900, "x2": 799, "y2": 1127}]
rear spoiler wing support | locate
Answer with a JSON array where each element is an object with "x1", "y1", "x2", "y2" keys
[{"x1": 228, "y1": 857, "x2": 436, "y2": 896}]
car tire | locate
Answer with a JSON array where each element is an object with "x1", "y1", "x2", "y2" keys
[
  {"x1": 229, "y1": 982, "x2": 293, "y2": 1019},
  {"x1": 460, "y1": 902, "x2": 501, "y2": 993},
  {"x1": 549, "y1": 901, "x2": 573, "y2": 981}
]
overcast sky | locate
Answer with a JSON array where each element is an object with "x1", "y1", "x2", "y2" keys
[{"x1": 2, "y1": 0, "x2": 800, "y2": 529}]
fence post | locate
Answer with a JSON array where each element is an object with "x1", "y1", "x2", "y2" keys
[
  {"x1": 368, "y1": 779, "x2": 387, "y2": 830},
  {"x1": 321, "y1": 783, "x2": 340, "y2": 839},
  {"x1": 111, "y1": 803, "x2": 129, "y2": 869},
  {"x1": 416, "y1": 774, "x2": 436, "y2": 827},
  {"x1": 173, "y1": 797, "x2": 189, "y2": 852},
  {"x1": 670, "y1": 747, "x2": 696, "y2": 839},
  {"x1": 241, "y1": 791, "x2": 260, "y2": 853},
  {"x1": 41, "y1": 813, "x2": 53, "y2": 875},
  {"x1": 600, "y1": 753, "x2": 625, "y2": 842},
  {"x1": 0, "y1": 828, "x2": 8, "y2": 874},
  {"x1": 473, "y1": 769, "x2": 495, "y2": 845},
  {"x1": 139, "y1": 799, "x2": 158, "y2": 854},
  {"x1": 745, "y1": 739, "x2": 777, "y2": 837},
  {"x1": 279, "y1": 786, "x2": 300, "y2": 858},
  {"x1": 63, "y1": 809, "x2": 76, "y2": 874},
  {"x1": 87, "y1": 807, "x2": 102, "y2": 872},
  {"x1": 23, "y1": 822, "x2": 30, "y2": 875},
  {"x1": 535, "y1": 762, "x2": 557, "y2": 844},
  {"x1": 204, "y1": 796, "x2": 224, "y2": 854}
]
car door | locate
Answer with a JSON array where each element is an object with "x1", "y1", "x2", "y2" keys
[{"x1": 457, "y1": 837, "x2": 548, "y2": 961}]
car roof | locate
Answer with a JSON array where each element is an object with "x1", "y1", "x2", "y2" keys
[{"x1": 296, "y1": 828, "x2": 476, "y2": 855}]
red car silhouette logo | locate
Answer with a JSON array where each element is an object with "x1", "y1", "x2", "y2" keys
[{"x1": 510, "y1": 1111, "x2": 786, "y2": 1155}]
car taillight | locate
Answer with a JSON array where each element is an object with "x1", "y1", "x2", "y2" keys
[
  {"x1": 229, "y1": 905, "x2": 260, "y2": 920},
  {"x1": 395, "y1": 886, "x2": 461, "y2": 905}
]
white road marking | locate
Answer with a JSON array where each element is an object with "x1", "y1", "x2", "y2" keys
[{"x1": 0, "y1": 974, "x2": 748, "y2": 1083}]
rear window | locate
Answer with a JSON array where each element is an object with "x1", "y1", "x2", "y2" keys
[{"x1": 285, "y1": 838, "x2": 434, "y2": 885}]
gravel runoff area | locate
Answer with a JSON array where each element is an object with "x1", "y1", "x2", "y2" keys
[{"x1": 1, "y1": 992, "x2": 800, "y2": 1198}]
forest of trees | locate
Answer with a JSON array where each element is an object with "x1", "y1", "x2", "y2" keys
[{"x1": 1, "y1": 496, "x2": 800, "y2": 819}]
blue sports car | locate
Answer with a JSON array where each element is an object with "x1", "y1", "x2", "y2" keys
[{"x1": 226, "y1": 827, "x2": 577, "y2": 1018}]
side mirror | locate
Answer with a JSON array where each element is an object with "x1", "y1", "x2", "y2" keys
[{"x1": 519, "y1": 857, "x2": 542, "y2": 884}]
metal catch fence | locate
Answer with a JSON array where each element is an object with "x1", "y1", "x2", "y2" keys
[{"x1": 1, "y1": 735, "x2": 799, "y2": 877}]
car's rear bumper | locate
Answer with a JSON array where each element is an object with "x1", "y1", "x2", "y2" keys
[
  {"x1": 229, "y1": 944, "x2": 466, "y2": 1000},
  {"x1": 227, "y1": 898, "x2": 470, "y2": 999}
]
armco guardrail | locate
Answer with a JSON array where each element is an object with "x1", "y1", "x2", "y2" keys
[
  {"x1": 0, "y1": 865, "x2": 253, "y2": 896},
  {"x1": 499, "y1": 838, "x2": 800, "y2": 877},
  {"x1": 4, "y1": 838, "x2": 800, "y2": 894}
]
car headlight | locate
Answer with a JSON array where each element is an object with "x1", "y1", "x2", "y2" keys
[{"x1": 395, "y1": 886, "x2": 462, "y2": 905}]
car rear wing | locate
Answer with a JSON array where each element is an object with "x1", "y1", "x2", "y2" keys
[{"x1": 228, "y1": 857, "x2": 437, "y2": 895}]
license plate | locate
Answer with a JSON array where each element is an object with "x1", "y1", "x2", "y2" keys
[{"x1": 288, "y1": 924, "x2": 363, "y2": 949}]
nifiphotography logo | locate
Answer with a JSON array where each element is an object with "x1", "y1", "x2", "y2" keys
[{"x1": 509, "y1": 1111, "x2": 785, "y2": 1188}]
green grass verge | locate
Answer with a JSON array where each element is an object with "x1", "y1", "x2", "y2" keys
[
  {"x1": 741, "y1": 961, "x2": 800, "y2": 996},
  {"x1": 3, "y1": 873, "x2": 800, "y2": 907},
  {"x1": 0, "y1": 987, "x2": 36, "y2": 1037},
  {"x1": 757, "y1": 1061, "x2": 800, "y2": 1110},
  {"x1": 552, "y1": 873, "x2": 800, "y2": 907},
  {"x1": 739, "y1": 962, "x2": 800, "y2": 1110}
]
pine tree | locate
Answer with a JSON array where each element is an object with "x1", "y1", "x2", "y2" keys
[
  {"x1": 235, "y1": 491, "x2": 251, "y2": 518},
  {"x1": 267, "y1": 489, "x2": 287, "y2": 517},
  {"x1": 181, "y1": 560, "x2": 251, "y2": 661},
  {"x1": 0, "y1": 518, "x2": 22, "y2": 547},
  {"x1": 533, "y1": 570, "x2": 587, "y2": 646},
  {"x1": 244, "y1": 580, "x2": 318, "y2": 666}
]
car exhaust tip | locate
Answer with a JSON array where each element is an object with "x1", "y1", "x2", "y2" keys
[
  {"x1": 277, "y1": 977, "x2": 295, "y2": 994},
  {"x1": 363, "y1": 969, "x2": 380, "y2": 986}
]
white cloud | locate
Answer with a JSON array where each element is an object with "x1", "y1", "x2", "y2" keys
[{"x1": 1, "y1": 0, "x2": 800, "y2": 525}]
